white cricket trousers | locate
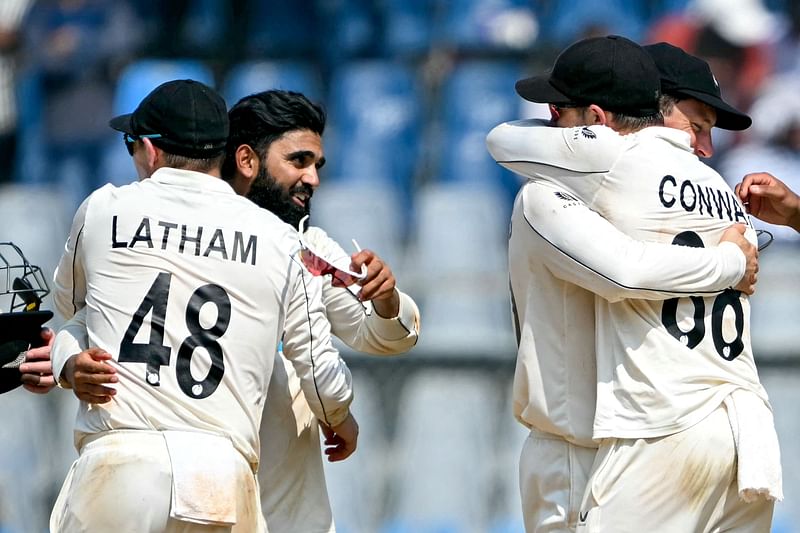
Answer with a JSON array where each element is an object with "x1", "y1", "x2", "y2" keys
[
  {"x1": 519, "y1": 430, "x2": 598, "y2": 533},
  {"x1": 576, "y1": 404, "x2": 773, "y2": 532},
  {"x1": 50, "y1": 430, "x2": 267, "y2": 533}
]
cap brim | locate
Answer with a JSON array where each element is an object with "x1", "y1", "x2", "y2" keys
[
  {"x1": 109, "y1": 113, "x2": 135, "y2": 134},
  {"x1": 515, "y1": 76, "x2": 573, "y2": 104},
  {"x1": 677, "y1": 89, "x2": 752, "y2": 131}
]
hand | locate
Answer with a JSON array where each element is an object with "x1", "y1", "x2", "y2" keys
[
  {"x1": 18, "y1": 328, "x2": 56, "y2": 394},
  {"x1": 720, "y1": 224, "x2": 758, "y2": 295},
  {"x1": 320, "y1": 412, "x2": 359, "y2": 462},
  {"x1": 735, "y1": 173, "x2": 800, "y2": 232},
  {"x1": 340, "y1": 249, "x2": 400, "y2": 318},
  {"x1": 63, "y1": 348, "x2": 118, "y2": 404}
]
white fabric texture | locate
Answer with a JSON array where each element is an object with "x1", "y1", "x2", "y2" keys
[{"x1": 724, "y1": 388, "x2": 784, "y2": 502}]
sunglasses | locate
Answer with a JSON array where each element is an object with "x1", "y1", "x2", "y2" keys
[
  {"x1": 756, "y1": 229, "x2": 774, "y2": 252},
  {"x1": 297, "y1": 215, "x2": 367, "y2": 286},
  {"x1": 123, "y1": 132, "x2": 163, "y2": 156}
]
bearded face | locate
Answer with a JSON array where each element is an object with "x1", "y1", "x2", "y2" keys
[{"x1": 247, "y1": 163, "x2": 313, "y2": 228}]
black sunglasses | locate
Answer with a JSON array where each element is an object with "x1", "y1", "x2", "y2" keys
[
  {"x1": 123, "y1": 132, "x2": 163, "y2": 156},
  {"x1": 756, "y1": 229, "x2": 774, "y2": 252}
]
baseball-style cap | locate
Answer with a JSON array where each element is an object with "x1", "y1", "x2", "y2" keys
[
  {"x1": 109, "y1": 79, "x2": 229, "y2": 158},
  {"x1": 515, "y1": 35, "x2": 661, "y2": 117},
  {"x1": 644, "y1": 42, "x2": 751, "y2": 131}
]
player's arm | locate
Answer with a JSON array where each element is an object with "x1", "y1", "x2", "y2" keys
[
  {"x1": 520, "y1": 180, "x2": 751, "y2": 302},
  {"x1": 304, "y1": 227, "x2": 419, "y2": 355},
  {"x1": 736, "y1": 172, "x2": 800, "y2": 232},
  {"x1": 53, "y1": 195, "x2": 91, "y2": 319},
  {"x1": 281, "y1": 258, "x2": 357, "y2": 460},
  {"x1": 486, "y1": 119, "x2": 622, "y2": 202}
]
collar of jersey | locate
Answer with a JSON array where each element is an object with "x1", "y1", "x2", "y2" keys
[
  {"x1": 635, "y1": 126, "x2": 694, "y2": 153},
  {"x1": 148, "y1": 167, "x2": 237, "y2": 195}
]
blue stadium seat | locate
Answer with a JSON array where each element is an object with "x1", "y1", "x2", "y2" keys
[
  {"x1": 323, "y1": 376, "x2": 387, "y2": 533},
  {"x1": 311, "y1": 182, "x2": 405, "y2": 272},
  {"x1": 112, "y1": 59, "x2": 215, "y2": 116},
  {"x1": 178, "y1": 0, "x2": 228, "y2": 53},
  {"x1": 14, "y1": 69, "x2": 45, "y2": 185},
  {"x1": 245, "y1": 2, "x2": 319, "y2": 58},
  {"x1": 407, "y1": 183, "x2": 515, "y2": 355},
  {"x1": 436, "y1": 60, "x2": 523, "y2": 203},
  {"x1": 749, "y1": 243, "x2": 800, "y2": 358},
  {"x1": 222, "y1": 61, "x2": 323, "y2": 107},
  {"x1": 317, "y1": 0, "x2": 380, "y2": 63},
  {"x1": 538, "y1": 0, "x2": 646, "y2": 44},
  {"x1": 381, "y1": 0, "x2": 436, "y2": 56},
  {"x1": 383, "y1": 372, "x2": 500, "y2": 531},
  {"x1": 435, "y1": 0, "x2": 539, "y2": 52},
  {"x1": 325, "y1": 60, "x2": 423, "y2": 217}
]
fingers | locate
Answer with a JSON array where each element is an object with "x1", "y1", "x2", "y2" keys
[
  {"x1": 22, "y1": 345, "x2": 51, "y2": 363},
  {"x1": 324, "y1": 435, "x2": 356, "y2": 462},
  {"x1": 40, "y1": 327, "x2": 55, "y2": 346},
  {"x1": 350, "y1": 250, "x2": 396, "y2": 302},
  {"x1": 71, "y1": 349, "x2": 118, "y2": 403},
  {"x1": 21, "y1": 373, "x2": 56, "y2": 394},
  {"x1": 19, "y1": 360, "x2": 51, "y2": 374},
  {"x1": 74, "y1": 385, "x2": 116, "y2": 404}
]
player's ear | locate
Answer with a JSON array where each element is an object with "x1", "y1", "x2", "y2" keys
[
  {"x1": 141, "y1": 137, "x2": 160, "y2": 168},
  {"x1": 227, "y1": 144, "x2": 259, "y2": 196},
  {"x1": 235, "y1": 144, "x2": 259, "y2": 180},
  {"x1": 585, "y1": 105, "x2": 607, "y2": 126}
]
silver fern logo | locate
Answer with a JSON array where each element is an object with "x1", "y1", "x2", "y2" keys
[
  {"x1": 580, "y1": 127, "x2": 596, "y2": 139},
  {"x1": 554, "y1": 191, "x2": 579, "y2": 202}
]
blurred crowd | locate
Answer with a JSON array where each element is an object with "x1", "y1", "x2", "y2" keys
[
  {"x1": 1, "y1": 0, "x2": 799, "y2": 239},
  {"x1": 2, "y1": 2, "x2": 800, "y2": 532}
]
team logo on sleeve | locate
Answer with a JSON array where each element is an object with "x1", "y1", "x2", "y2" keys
[
  {"x1": 580, "y1": 127, "x2": 597, "y2": 139},
  {"x1": 555, "y1": 191, "x2": 579, "y2": 202}
]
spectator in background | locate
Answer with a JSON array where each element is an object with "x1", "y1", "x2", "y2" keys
[
  {"x1": 0, "y1": 0, "x2": 32, "y2": 184},
  {"x1": 22, "y1": 0, "x2": 142, "y2": 203}
]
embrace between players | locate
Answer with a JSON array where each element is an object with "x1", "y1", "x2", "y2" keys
[{"x1": 11, "y1": 33, "x2": 800, "y2": 533}]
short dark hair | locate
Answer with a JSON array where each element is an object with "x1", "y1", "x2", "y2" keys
[
  {"x1": 222, "y1": 90, "x2": 326, "y2": 180},
  {"x1": 161, "y1": 151, "x2": 225, "y2": 173},
  {"x1": 608, "y1": 110, "x2": 664, "y2": 133}
]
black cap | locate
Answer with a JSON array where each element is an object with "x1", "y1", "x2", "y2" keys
[
  {"x1": 109, "y1": 79, "x2": 229, "y2": 158},
  {"x1": 515, "y1": 35, "x2": 661, "y2": 117},
  {"x1": 645, "y1": 42, "x2": 751, "y2": 131}
]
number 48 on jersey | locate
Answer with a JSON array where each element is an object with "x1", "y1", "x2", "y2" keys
[{"x1": 119, "y1": 272, "x2": 231, "y2": 399}]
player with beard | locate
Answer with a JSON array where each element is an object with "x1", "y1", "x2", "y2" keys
[
  {"x1": 53, "y1": 89, "x2": 419, "y2": 532},
  {"x1": 222, "y1": 89, "x2": 420, "y2": 533}
]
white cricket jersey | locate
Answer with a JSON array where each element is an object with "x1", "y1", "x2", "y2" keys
[
  {"x1": 489, "y1": 120, "x2": 767, "y2": 439},
  {"x1": 51, "y1": 168, "x2": 353, "y2": 466},
  {"x1": 260, "y1": 225, "x2": 420, "y2": 533}
]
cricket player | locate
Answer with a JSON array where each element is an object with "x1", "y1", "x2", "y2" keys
[
  {"x1": 51, "y1": 89, "x2": 420, "y2": 533},
  {"x1": 49, "y1": 79, "x2": 356, "y2": 532},
  {"x1": 224, "y1": 89, "x2": 420, "y2": 533},
  {"x1": 485, "y1": 35, "x2": 759, "y2": 532},
  {"x1": 488, "y1": 36, "x2": 779, "y2": 531}
]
